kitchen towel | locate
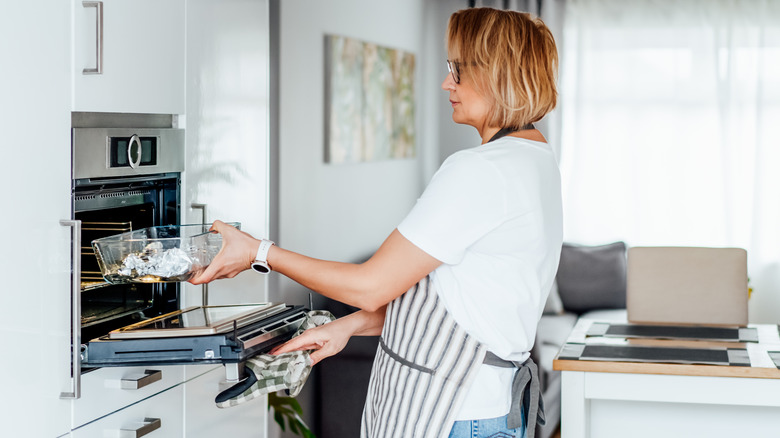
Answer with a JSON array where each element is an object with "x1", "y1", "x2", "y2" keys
[{"x1": 216, "y1": 310, "x2": 335, "y2": 408}]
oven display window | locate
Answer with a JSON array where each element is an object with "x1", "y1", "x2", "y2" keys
[{"x1": 110, "y1": 137, "x2": 158, "y2": 168}]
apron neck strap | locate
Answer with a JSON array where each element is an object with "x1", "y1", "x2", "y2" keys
[{"x1": 487, "y1": 124, "x2": 535, "y2": 143}]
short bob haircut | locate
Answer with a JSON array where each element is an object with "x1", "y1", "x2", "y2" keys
[{"x1": 446, "y1": 8, "x2": 558, "y2": 130}]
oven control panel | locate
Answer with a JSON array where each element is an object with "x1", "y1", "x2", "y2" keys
[
  {"x1": 73, "y1": 127, "x2": 184, "y2": 179},
  {"x1": 109, "y1": 135, "x2": 158, "y2": 169}
]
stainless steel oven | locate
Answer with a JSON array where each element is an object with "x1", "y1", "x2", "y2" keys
[
  {"x1": 71, "y1": 113, "x2": 184, "y2": 344},
  {"x1": 67, "y1": 113, "x2": 306, "y2": 399}
]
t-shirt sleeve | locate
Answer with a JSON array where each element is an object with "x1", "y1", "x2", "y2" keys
[{"x1": 397, "y1": 151, "x2": 507, "y2": 264}]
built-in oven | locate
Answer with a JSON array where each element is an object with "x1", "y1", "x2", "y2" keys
[
  {"x1": 66, "y1": 113, "x2": 305, "y2": 400},
  {"x1": 72, "y1": 113, "x2": 184, "y2": 344}
]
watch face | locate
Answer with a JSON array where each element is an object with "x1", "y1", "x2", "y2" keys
[{"x1": 252, "y1": 261, "x2": 270, "y2": 274}]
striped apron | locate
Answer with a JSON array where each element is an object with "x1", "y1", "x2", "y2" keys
[{"x1": 360, "y1": 276, "x2": 545, "y2": 438}]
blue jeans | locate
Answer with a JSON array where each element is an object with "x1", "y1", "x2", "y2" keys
[{"x1": 448, "y1": 412, "x2": 525, "y2": 438}]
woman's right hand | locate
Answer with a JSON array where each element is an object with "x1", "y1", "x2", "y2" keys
[{"x1": 189, "y1": 220, "x2": 261, "y2": 285}]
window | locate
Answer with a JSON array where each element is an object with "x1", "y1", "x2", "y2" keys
[{"x1": 558, "y1": 0, "x2": 780, "y2": 322}]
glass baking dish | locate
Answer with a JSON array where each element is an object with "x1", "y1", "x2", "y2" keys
[{"x1": 91, "y1": 223, "x2": 239, "y2": 284}]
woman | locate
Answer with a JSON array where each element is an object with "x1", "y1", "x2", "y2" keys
[{"x1": 192, "y1": 7, "x2": 561, "y2": 438}]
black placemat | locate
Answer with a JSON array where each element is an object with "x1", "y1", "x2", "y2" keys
[
  {"x1": 587, "y1": 323, "x2": 758, "y2": 342},
  {"x1": 558, "y1": 343, "x2": 750, "y2": 367},
  {"x1": 768, "y1": 351, "x2": 780, "y2": 369}
]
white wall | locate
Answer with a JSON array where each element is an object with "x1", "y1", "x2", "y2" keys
[
  {"x1": 268, "y1": 1, "x2": 503, "y2": 436},
  {"x1": 275, "y1": 0, "x2": 429, "y2": 304},
  {"x1": 272, "y1": 1, "x2": 433, "y2": 436}
]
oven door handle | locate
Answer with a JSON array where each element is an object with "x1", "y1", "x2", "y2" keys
[{"x1": 60, "y1": 219, "x2": 82, "y2": 399}]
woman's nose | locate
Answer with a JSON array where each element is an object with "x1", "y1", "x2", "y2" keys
[{"x1": 442, "y1": 74, "x2": 455, "y2": 91}]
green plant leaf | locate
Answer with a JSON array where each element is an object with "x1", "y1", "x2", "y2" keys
[
  {"x1": 274, "y1": 410, "x2": 286, "y2": 432},
  {"x1": 268, "y1": 391, "x2": 316, "y2": 437}
]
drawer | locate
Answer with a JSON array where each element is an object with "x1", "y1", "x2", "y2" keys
[
  {"x1": 183, "y1": 366, "x2": 266, "y2": 437},
  {"x1": 74, "y1": 365, "x2": 185, "y2": 428},
  {"x1": 72, "y1": 384, "x2": 183, "y2": 438}
]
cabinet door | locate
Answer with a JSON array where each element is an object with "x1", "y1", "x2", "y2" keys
[
  {"x1": 183, "y1": 365, "x2": 267, "y2": 437},
  {"x1": 72, "y1": 384, "x2": 184, "y2": 438},
  {"x1": 182, "y1": 0, "x2": 271, "y2": 309},
  {"x1": 73, "y1": 0, "x2": 185, "y2": 114},
  {"x1": 73, "y1": 366, "x2": 186, "y2": 428},
  {"x1": 0, "y1": 1, "x2": 72, "y2": 437}
]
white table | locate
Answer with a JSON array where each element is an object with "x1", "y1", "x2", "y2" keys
[{"x1": 553, "y1": 320, "x2": 780, "y2": 438}]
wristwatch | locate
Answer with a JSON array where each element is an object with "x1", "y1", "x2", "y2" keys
[{"x1": 251, "y1": 239, "x2": 275, "y2": 274}]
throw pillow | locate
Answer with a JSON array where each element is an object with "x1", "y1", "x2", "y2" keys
[{"x1": 556, "y1": 241, "x2": 627, "y2": 314}]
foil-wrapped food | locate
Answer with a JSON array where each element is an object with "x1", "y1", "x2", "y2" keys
[
  {"x1": 92, "y1": 224, "x2": 235, "y2": 284},
  {"x1": 117, "y1": 242, "x2": 194, "y2": 281}
]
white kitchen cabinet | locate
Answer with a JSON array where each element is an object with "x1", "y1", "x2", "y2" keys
[
  {"x1": 0, "y1": 0, "x2": 271, "y2": 436},
  {"x1": 182, "y1": 0, "x2": 271, "y2": 310},
  {"x1": 184, "y1": 365, "x2": 267, "y2": 437},
  {"x1": 72, "y1": 384, "x2": 184, "y2": 437},
  {"x1": 73, "y1": 366, "x2": 185, "y2": 428},
  {"x1": 0, "y1": 0, "x2": 73, "y2": 436},
  {"x1": 72, "y1": 0, "x2": 186, "y2": 114}
]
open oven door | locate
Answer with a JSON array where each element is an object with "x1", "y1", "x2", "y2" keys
[{"x1": 81, "y1": 303, "x2": 308, "y2": 368}]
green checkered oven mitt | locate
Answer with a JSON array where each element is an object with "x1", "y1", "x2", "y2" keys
[{"x1": 215, "y1": 310, "x2": 335, "y2": 408}]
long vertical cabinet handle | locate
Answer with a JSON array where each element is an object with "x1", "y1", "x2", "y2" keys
[
  {"x1": 82, "y1": 1, "x2": 103, "y2": 74},
  {"x1": 60, "y1": 219, "x2": 82, "y2": 399},
  {"x1": 190, "y1": 203, "x2": 209, "y2": 306}
]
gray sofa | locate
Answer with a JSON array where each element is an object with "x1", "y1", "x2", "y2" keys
[{"x1": 314, "y1": 241, "x2": 629, "y2": 438}]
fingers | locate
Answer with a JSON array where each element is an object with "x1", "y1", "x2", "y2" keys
[
  {"x1": 273, "y1": 338, "x2": 334, "y2": 366},
  {"x1": 208, "y1": 220, "x2": 237, "y2": 237},
  {"x1": 272, "y1": 332, "x2": 321, "y2": 355},
  {"x1": 188, "y1": 253, "x2": 223, "y2": 284},
  {"x1": 188, "y1": 219, "x2": 261, "y2": 284}
]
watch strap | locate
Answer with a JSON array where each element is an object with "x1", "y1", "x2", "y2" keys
[{"x1": 251, "y1": 239, "x2": 275, "y2": 274}]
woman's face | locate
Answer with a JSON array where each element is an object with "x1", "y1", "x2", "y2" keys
[{"x1": 442, "y1": 61, "x2": 491, "y2": 133}]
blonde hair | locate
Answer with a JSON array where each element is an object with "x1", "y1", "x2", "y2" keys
[{"x1": 446, "y1": 8, "x2": 558, "y2": 129}]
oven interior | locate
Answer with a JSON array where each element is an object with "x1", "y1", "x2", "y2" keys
[{"x1": 74, "y1": 174, "x2": 180, "y2": 342}]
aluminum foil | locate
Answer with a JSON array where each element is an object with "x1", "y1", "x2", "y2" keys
[{"x1": 118, "y1": 241, "x2": 193, "y2": 279}]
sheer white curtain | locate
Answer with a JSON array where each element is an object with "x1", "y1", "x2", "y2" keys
[{"x1": 558, "y1": 0, "x2": 780, "y2": 322}]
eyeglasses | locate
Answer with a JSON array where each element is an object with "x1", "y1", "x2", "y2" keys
[{"x1": 446, "y1": 59, "x2": 461, "y2": 84}]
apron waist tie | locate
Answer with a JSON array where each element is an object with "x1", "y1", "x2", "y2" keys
[{"x1": 483, "y1": 352, "x2": 546, "y2": 438}]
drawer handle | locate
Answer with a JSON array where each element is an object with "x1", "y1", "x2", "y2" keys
[
  {"x1": 120, "y1": 417, "x2": 161, "y2": 438},
  {"x1": 121, "y1": 369, "x2": 162, "y2": 390}
]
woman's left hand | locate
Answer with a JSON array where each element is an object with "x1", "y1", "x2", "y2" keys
[
  {"x1": 271, "y1": 317, "x2": 354, "y2": 365},
  {"x1": 189, "y1": 220, "x2": 260, "y2": 284},
  {"x1": 272, "y1": 308, "x2": 385, "y2": 365}
]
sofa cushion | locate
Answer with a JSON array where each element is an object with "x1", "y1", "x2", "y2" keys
[
  {"x1": 536, "y1": 312, "x2": 578, "y2": 373},
  {"x1": 543, "y1": 280, "x2": 564, "y2": 315},
  {"x1": 536, "y1": 312, "x2": 579, "y2": 348},
  {"x1": 556, "y1": 241, "x2": 627, "y2": 314}
]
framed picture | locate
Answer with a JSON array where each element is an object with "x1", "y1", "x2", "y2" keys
[{"x1": 324, "y1": 34, "x2": 416, "y2": 163}]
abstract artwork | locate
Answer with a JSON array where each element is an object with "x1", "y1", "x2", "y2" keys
[{"x1": 324, "y1": 35, "x2": 416, "y2": 163}]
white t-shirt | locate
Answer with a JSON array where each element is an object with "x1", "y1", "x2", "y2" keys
[{"x1": 397, "y1": 136, "x2": 563, "y2": 420}]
